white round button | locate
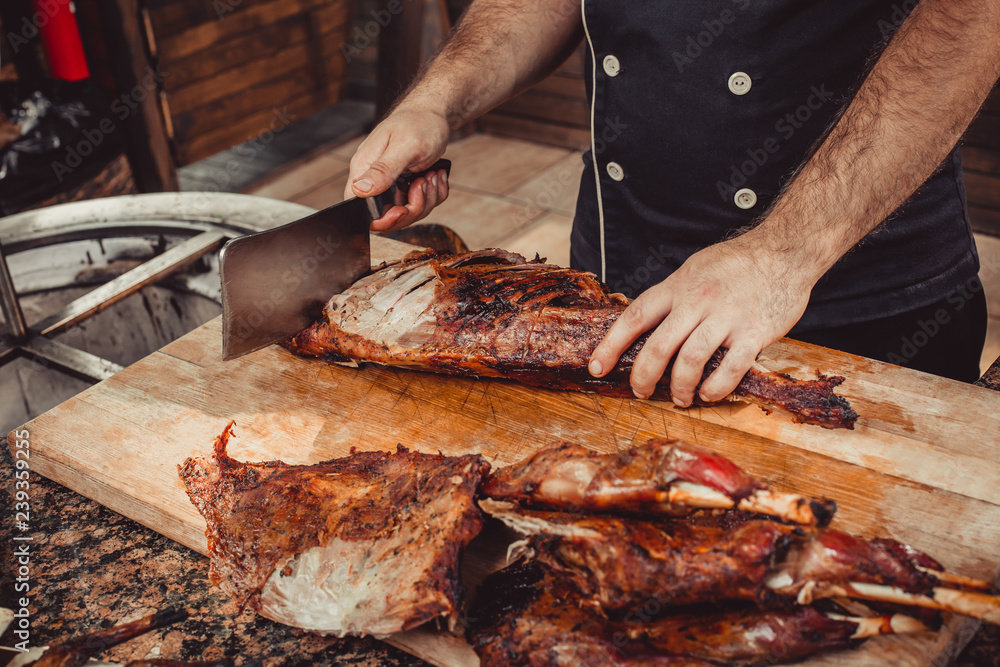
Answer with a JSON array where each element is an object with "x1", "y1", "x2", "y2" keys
[
  {"x1": 728, "y1": 71, "x2": 752, "y2": 96},
  {"x1": 606, "y1": 162, "x2": 625, "y2": 181},
  {"x1": 734, "y1": 188, "x2": 757, "y2": 209},
  {"x1": 603, "y1": 55, "x2": 621, "y2": 77}
]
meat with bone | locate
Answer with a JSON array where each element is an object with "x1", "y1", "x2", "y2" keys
[
  {"x1": 482, "y1": 439, "x2": 837, "y2": 526},
  {"x1": 285, "y1": 249, "x2": 858, "y2": 429},
  {"x1": 467, "y1": 560, "x2": 714, "y2": 667},
  {"x1": 482, "y1": 501, "x2": 1000, "y2": 624},
  {"x1": 467, "y1": 560, "x2": 929, "y2": 667},
  {"x1": 178, "y1": 422, "x2": 489, "y2": 636}
]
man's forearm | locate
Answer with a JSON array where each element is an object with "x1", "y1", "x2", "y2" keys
[
  {"x1": 747, "y1": 0, "x2": 1000, "y2": 281},
  {"x1": 395, "y1": 0, "x2": 583, "y2": 130}
]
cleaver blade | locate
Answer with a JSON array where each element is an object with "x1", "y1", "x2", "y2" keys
[{"x1": 219, "y1": 159, "x2": 450, "y2": 360}]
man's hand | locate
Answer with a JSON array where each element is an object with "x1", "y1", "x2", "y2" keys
[
  {"x1": 342, "y1": 0, "x2": 583, "y2": 233},
  {"x1": 345, "y1": 104, "x2": 451, "y2": 233},
  {"x1": 589, "y1": 234, "x2": 814, "y2": 405},
  {"x1": 591, "y1": 0, "x2": 1000, "y2": 404}
]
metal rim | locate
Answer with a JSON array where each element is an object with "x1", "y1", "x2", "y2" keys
[{"x1": 0, "y1": 192, "x2": 318, "y2": 383}]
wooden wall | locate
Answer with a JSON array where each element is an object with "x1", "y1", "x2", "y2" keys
[
  {"x1": 964, "y1": 84, "x2": 1000, "y2": 237},
  {"x1": 477, "y1": 43, "x2": 590, "y2": 151},
  {"x1": 144, "y1": 0, "x2": 353, "y2": 165}
]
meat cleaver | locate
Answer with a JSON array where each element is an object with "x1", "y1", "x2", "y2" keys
[{"x1": 219, "y1": 159, "x2": 451, "y2": 360}]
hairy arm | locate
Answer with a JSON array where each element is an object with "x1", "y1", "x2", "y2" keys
[
  {"x1": 591, "y1": 0, "x2": 1000, "y2": 404},
  {"x1": 398, "y1": 0, "x2": 584, "y2": 132},
  {"x1": 347, "y1": 0, "x2": 583, "y2": 229}
]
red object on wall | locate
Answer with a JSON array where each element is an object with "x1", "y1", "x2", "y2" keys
[{"x1": 35, "y1": 0, "x2": 91, "y2": 81}]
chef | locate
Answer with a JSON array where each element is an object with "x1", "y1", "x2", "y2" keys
[{"x1": 344, "y1": 0, "x2": 999, "y2": 405}]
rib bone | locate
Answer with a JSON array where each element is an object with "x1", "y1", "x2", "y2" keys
[
  {"x1": 797, "y1": 581, "x2": 1000, "y2": 624},
  {"x1": 825, "y1": 613, "x2": 931, "y2": 638}
]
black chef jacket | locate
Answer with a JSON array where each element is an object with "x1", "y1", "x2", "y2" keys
[{"x1": 570, "y1": 0, "x2": 980, "y2": 332}]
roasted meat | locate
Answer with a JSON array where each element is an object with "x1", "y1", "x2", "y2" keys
[
  {"x1": 178, "y1": 422, "x2": 490, "y2": 636},
  {"x1": 467, "y1": 561, "x2": 928, "y2": 667},
  {"x1": 285, "y1": 249, "x2": 858, "y2": 429},
  {"x1": 467, "y1": 561, "x2": 713, "y2": 667},
  {"x1": 482, "y1": 502, "x2": 1000, "y2": 624},
  {"x1": 482, "y1": 439, "x2": 837, "y2": 526}
]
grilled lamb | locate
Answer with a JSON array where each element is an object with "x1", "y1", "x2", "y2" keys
[
  {"x1": 468, "y1": 561, "x2": 713, "y2": 666},
  {"x1": 178, "y1": 422, "x2": 490, "y2": 637},
  {"x1": 482, "y1": 502, "x2": 1000, "y2": 624},
  {"x1": 482, "y1": 438, "x2": 837, "y2": 526},
  {"x1": 467, "y1": 561, "x2": 929, "y2": 667},
  {"x1": 285, "y1": 249, "x2": 858, "y2": 429}
]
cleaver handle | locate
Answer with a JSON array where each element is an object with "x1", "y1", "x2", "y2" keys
[{"x1": 366, "y1": 159, "x2": 452, "y2": 219}]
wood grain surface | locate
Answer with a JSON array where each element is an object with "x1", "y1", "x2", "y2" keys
[{"x1": 11, "y1": 237, "x2": 1000, "y2": 666}]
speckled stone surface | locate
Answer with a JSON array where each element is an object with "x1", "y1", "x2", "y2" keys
[
  {"x1": 0, "y1": 442, "x2": 427, "y2": 666},
  {"x1": 974, "y1": 354, "x2": 1000, "y2": 392},
  {"x1": 3, "y1": 355, "x2": 1000, "y2": 666}
]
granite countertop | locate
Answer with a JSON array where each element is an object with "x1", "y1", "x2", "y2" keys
[{"x1": 3, "y1": 354, "x2": 1000, "y2": 667}]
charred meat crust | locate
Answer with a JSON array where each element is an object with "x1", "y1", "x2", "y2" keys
[
  {"x1": 467, "y1": 561, "x2": 868, "y2": 667},
  {"x1": 284, "y1": 249, "x2": 858, "y2": 429},
  {"x1": 488, "y1": 509, "x2": 942, "y2": 614},
  {"x1": 467, "y1": 561, "x2": 713, "y2": 667},
  {"x1": 482, "y1": 440, "x2": 762, "y2": 515},
  {"x1": 178, "y1": 422, "x2": 490, "y2": 634}
]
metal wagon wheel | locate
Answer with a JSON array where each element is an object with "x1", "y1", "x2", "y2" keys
[{"x1": 0, "y1": 192, "x2": 314, "y2": 384}]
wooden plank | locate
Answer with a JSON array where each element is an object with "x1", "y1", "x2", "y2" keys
[
  {"x1": 9, "y1": 235, "x2": 1000, "y2": 665},
  {"x1": 962, "y1": 146, "x2": 1000, "y2": 174},
  {"x1": 495, "y1": 88, "x2": 590, "y2": 128},
  {"x1": 173, "y1": 69, "x2": 321, "y2": 140},
  {"x1": 161, "y1": 17, "x2": 310, "y2": 92},
  {"x1": 528, "y1": 74, "x2": 587, "y2": 99},
  {"x1": 165, "y1": 42, "x2": 314, "y2": 116},
  {"x1": 176, "y1": 85, "x2": 344, "y2": 164},
  {"x1": 555, "y1": 44, "x2": 586, "y2": 77},
  {"x1": 970, "y1": 203, "x2": 1000, "y2": 237},
  {"x1": 965, "y1": 170, "x2": 1000, "y2": 209},
  {"x1": 95, "y1": 0, "x2": 179, "y2": 192},
  {"x1": 147, "y1": 0, "x2": 278, "y2": 37},
  {"x1": 964, "y1": 112, "x2": 1000, "y2": 152},
  {"x1": 156, "y1": 0, "x2": 327, "y2": 62},
  {"x1": 479, "y1": 113, "x2": 591, "y2": 151}
]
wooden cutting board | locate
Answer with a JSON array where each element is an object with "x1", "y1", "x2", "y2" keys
[{"x1": 11, "y1": 236, "x2": 1000, "y2": 666}]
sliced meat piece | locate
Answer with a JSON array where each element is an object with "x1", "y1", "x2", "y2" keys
[
  {"x1": 467, "y1": 562, "x2": 925, "y2": 666},
  {"x1": 467, "y1": 561, "x2": 712, "y2": 667},
  {"x1": 480, "y1": 502, "x2": 798, "y2": 612},
  {"x1": 178, "y1": 422, "x2": 490, "y2": 637},
  {"x1": 285, "y1": 249, "x2": 858, "y2": 429},
  {"x1": 482, "y1": 439, "x2": 836, "y2": 526}
]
